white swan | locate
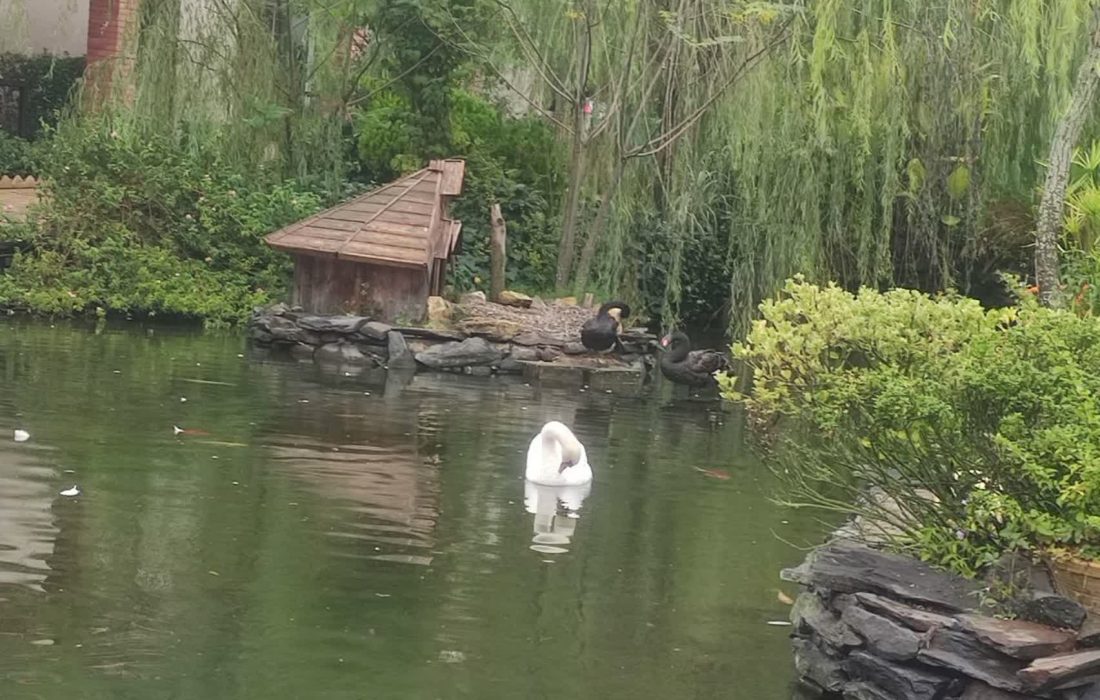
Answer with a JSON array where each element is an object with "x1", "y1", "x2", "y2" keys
[{"x1": 525, "y1": 421, "x2": 592, "y2": 486}]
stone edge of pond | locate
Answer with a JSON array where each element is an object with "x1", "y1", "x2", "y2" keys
[
  {"x1": 246, "y1": 303, "x2": 657, "y2": 395},
  {"x1": 784, "y1": 539, "x2": 1100, "y2": 700}
]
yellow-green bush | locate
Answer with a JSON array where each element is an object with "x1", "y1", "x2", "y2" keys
[{"x1": 723, "y1": 279, "x2": 1100, "y2": 577}]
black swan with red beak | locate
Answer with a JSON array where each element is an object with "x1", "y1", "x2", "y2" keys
[{"x1": 658, "y1": 331, "x2": 729, "y2": 387}]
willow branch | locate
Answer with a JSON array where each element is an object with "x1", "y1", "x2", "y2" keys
[{"x1": 627, "y1": 18, "x2": 794, "y2": 160}]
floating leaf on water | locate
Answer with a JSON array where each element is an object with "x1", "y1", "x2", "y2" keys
[
  {"x1": 693, "y1": 467, "x2": 731, "y2": 480},
  {"x1": 13, "y1": 430, "x2": 29, "y2": 442},
  {"x1": 777, "y1": 590, "x2": 795, "y2": 605}
]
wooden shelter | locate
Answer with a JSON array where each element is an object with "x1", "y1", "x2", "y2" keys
[{"x1": 265, "y1": 159, "x2": 465, "y2": 322}]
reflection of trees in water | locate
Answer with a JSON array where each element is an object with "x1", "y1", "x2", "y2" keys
[
  {"x1": 0, "y1": 449, "x2": 56, "y2": 591},
  {"x1": 423, "y1": 388, "x2": 807, "y2": 696},
  {"x1": 0, "y1": 325, "x2": 813, "y2": 697},
  {"x1": 266, "y1": 386, "x2": 441, "y2": 564}
]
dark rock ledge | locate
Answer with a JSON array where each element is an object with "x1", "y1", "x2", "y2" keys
[
  {"x1": 784, "y1": 541, "x2": 1100, "y2": 700},
  {"x1": 246, "y1": 303, "x2": 657, "y2": 395}
]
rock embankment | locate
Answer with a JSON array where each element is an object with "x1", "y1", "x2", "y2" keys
[
  {"x1": 785, "y1": 541, "x2": 1100, "y2": 699},
  {"x1": 246, "y1": 298, "x2": 657, "y2": 394}
]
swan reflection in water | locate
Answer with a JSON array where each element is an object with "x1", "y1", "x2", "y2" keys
[{"x1": 524, "y1": 480, "x2": 591, "y2": 555}]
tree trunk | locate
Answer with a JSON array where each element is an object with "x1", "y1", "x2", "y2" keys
[
  {"x1": 1035, "y1": 8, "x2": 1100, "y2": 308},
  {"x1": 554, "y1": 8, "x2": 593, "y2": 288},
  {"x1": 489, "y1": 203, "x2": 507, "y2": 302},
  {"x1": 556, "y1": 125, "x2": 587, "y2": 287},
  {"x1": 574, "y1": 156, "x2": 627, "y2": 292}
]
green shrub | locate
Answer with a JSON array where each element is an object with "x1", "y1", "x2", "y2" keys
[
  {"x1": 0, "y1": 131, "x2": 34, "y2": 175},
  {"x1": 722, "y1": 279, "x2": 1100, "y2": 577},
  {"x1": 0, "y1": 117, "x2": 322, "y2": 325},
  {"x1": 353, "y1": 87, "x2": 564, "y2": 293}
]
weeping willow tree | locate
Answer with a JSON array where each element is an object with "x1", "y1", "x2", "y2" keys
[
  {"x1": 479, "y1": 0, "x2": 1100, "y2": 335},
  {"x1": 77, "y1": 0, "x2": 380, "y2": 192},
  {"x1": 446, "y1": 0, "x2": 792, "y2": 299},
  {"x1": 704, "y1": 0, "x2": 1100, "y2": 336},
  {"x1": 51, "y1": 0, "x2": 1100, "y2": 333}
]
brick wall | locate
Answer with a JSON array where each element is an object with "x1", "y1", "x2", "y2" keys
[{"x1": 84, "y1": 0, "x2": 140, "y2": 101}]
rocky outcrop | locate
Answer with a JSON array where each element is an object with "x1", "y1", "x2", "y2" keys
[
  {"x1": 247, "y1": 303, "x2": 658, "y2": 392},
  {"x1": 414, "y1": 337, "x2": 504, "y2": 369},
  {"x1": 788, "y1": 541, "x2": 1100, "y2": 699},
  {"x1": 498, "y1": 290, "x2": 533, "y2": 308}
]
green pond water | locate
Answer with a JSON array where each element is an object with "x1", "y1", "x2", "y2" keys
[{"x1": 0, "y1": 320, "x2": 819, "y2": 699}]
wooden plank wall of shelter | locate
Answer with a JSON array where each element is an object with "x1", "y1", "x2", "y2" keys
[
  {"x1": 0, "y1": 175, "x2": 39, "y2": 221},
  {"x1": 292, "y1": 255, "x2": 429, "y2": 322}
]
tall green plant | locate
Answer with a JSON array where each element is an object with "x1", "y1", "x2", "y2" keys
[{"x1": 723, "y1": 280, "x2": 1100, "y2": 577}]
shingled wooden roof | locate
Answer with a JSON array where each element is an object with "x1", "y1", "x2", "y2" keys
[{"x1": 266, "y1": 159, "x2": 465, "y2": 269}]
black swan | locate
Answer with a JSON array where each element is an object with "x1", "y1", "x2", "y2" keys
[
  {"x1": 581, "y1": 301, "x2": 631, "y2": 352},
  {"x1": 658, "y1": 331, "x2": 729, "y2": 387}
]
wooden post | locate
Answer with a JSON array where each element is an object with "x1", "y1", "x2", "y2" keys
[{"x1": 490, "y1": 203, "x2": 507, "y2": 302}]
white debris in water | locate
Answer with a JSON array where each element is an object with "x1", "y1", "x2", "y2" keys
[
  {"x1": 180, "y1": 397, "x2": 188, "y2": 403},
  {"x1": 438, "y1": 650, "x2": 466, "y2": 664},
  {"x1": 173, "y1": 425, "x2": 184, "y2": 435},
  {"x1": 30, "y1": 639, "x2": 55, "y2": 646},
  {"x1": 766, "y1": 620, "x2": 792, "y2": 627},
  {"x1": 13, "y1": 430, "x2": 29, "y2": 442},
  {"x1": 60, "y1": 486, "x2": 80, "y2": 497}
]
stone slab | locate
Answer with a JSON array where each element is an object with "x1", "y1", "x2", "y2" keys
[
  {"x1": 519, "y1": 361, "x2": 585, "y2": 389},
  {"x1": 843, "y1": 650, "x2": 956, "y2": 700},
  {"x1": 782, "y1": 542, "x2": 983, "y2": 613},
  {"x1": 586, "y1": 366, "x2": 644, "y2": 394},
  {"x1": 1018, "y1": 649, "x2": 1100, "y2": 692},
  {"x1": 841, "y1": 601, "x2": 922, "y2": 660},
  {"x1": 918, "y1": 628, "x2": 1027, "y2": 693},
  {"x1": 957, "y1": 613, "x2": 1076, "y2": 660},
  {"x1": 853, "y1": 592, "x2": 956, "y2": 633}
]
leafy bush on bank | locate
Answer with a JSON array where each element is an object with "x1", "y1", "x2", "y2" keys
[
  {"x1": 0, "y1": 117, "x2": 322, "y2": 326},
  {"x1": 722, "y1": 279, "x2": 1100, "y2": 577},
  {"x1": 0, "y1": 131, "x2": 34, "y2": 176}
]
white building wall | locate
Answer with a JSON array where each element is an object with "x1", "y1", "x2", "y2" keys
[{"x1": 0, "y1": 0, "x2": 90, "y2": 56}]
